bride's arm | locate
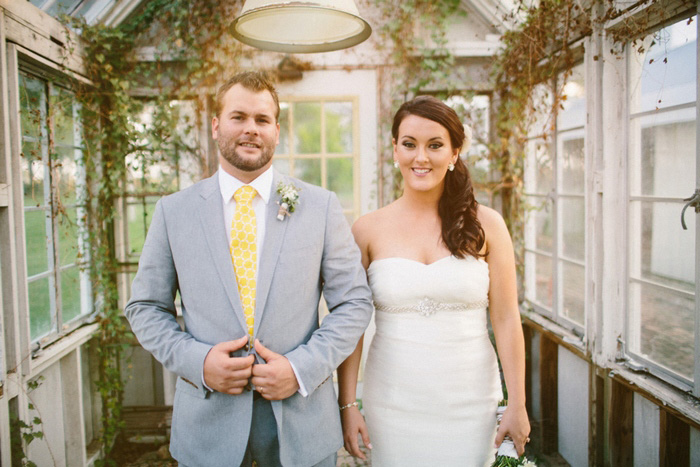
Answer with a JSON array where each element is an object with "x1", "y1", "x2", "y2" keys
[
  {"x1": 480, "y1": 206, "x2": 531, "y2": 456},
  {"x1": 337, "y1": 337, "x2": 371, "y2": 458},
  {"x1": 336, "y1": 215, "x2": 373, "y2": 459}
]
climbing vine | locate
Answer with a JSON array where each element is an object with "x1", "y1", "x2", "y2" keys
[
  {"x1": 46, "y1": 0, "x2": 694, "y2": 462},
  {"x1": 60, "y1": 0, "x2": 246, "y2": 461},
  {"x1": 488, "y1": 0, "x2": 693, "y2": 271},
  {"x1": 372, "y1": 0, "x2": 465, "y2": 199}
]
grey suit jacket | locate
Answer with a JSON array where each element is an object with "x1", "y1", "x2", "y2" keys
[{"x1": 125, "y1": 169, "x2": 373, "y2": 467}]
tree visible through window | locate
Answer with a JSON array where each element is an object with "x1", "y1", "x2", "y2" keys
[{"x1": 274, "y1": 98, "x2": 358, "y2": 223}]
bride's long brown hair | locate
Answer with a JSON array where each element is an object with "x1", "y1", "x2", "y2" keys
[{"x1": 391, "y1": 96, "x2": 485, "y2": 259}]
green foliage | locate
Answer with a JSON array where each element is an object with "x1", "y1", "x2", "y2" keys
[
  {"x1": 488, "y1": 0, "x2": 681, "y2": 272},
  {"x1": 10, "y1": 377, "x2": 46, "y2": 466},
  {"x1": 58, "y1": 0, "x2": 248, "y2": 461},
  {"x1": 372, "y1": 0, "x2": 464, "y2": 200}
]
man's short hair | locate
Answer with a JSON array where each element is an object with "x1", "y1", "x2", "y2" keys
[{"x1": 214, "y1": 71, "x2": 280, "y2": 120}]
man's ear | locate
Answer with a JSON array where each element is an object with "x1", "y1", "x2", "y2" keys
[{"x1": 212, "y1": 116, "x2": 219, "y2": 140}]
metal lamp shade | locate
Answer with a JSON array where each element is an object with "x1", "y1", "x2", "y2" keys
[{"x1": 231, "y1": 0, "x2": 372, "y2": 53}]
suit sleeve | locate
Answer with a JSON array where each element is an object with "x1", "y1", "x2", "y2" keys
[
  {"x1": 125, "y1": 199, "x2": 212, "y2": 391},
  {"x1": 284, "y1": 192, "x2": 373, "y2": 395}
]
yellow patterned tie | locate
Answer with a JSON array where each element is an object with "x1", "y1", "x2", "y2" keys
[{"x1": 230, "y1": 186, "x2": 257, "y2": 343}]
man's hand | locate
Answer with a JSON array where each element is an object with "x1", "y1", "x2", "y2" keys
[
  {"x1": 203, "y1": 336, "x2": 254, "y2": 394},
  {"x1": 251, "y1": 339, "x2": 299, "y2": 400}
]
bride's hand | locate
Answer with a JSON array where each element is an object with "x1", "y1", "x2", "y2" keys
[
  {"x1": 495, "y1": 404, "x2": 530, "y2": 456},
  {"x1": 340, "y1": 406, "x2": 372, "y2": 459}
]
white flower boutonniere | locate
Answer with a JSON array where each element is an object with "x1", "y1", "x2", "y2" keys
[{"x1": 276, "y1": 182, "x2": 300, "y2": 221}]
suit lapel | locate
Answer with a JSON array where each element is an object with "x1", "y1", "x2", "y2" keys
[
  {"x1": 197, "y1": 173, "x2": 248, "y2": 333},
  {"x1": 254, "y1": 170, "x2": 290, "y2": 333}
]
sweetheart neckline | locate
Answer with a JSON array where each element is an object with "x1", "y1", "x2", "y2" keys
[
  {"x1": 368, "y1": 255, "x2": 488, "y2": 272},
  {"x1": 368, "y1": 255, "x2": 455, "y2": 269}
]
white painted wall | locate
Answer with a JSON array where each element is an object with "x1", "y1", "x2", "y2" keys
[
  {"x1": 634, "y1": 393, "x2": 660, "y2": 466},
  {"x1": 558, "y1": 347, "x2": 588, "y2": 467}
]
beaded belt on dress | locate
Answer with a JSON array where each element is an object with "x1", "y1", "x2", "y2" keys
[{"x1": 373, "y1": 297, "x2": 489, "y2": 317}]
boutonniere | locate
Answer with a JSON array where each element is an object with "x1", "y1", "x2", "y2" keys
[{"x1": 276, "y1": 181, "x2": 300, "y2": 221}]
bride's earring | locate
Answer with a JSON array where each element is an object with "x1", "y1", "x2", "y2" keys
[
  {"x1": 393, "y1": 160, "x2": 399, "y2": 169},
  {"x1": 448, "y1": 161, "x2": 455, "y2": 172}
]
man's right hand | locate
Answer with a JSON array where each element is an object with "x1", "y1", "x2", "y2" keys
[{"x1": 203, "y1": 336, "x2": 255, "y2": 394}]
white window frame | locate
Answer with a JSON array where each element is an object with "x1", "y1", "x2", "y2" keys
[
  {"x1": 12, "y1": 47, "x2": 94, "y2": 348},
  {"x1": 275, "y1": 96, "x2": 361, "y2": 222},
  {"x1": 524, "y1": 61, "x2": 587, "y2": 338},
  {"x1": 622, "y1": 13, "x2": 699, "y2": 393}
]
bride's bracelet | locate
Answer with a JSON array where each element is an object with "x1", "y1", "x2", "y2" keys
[{"x1": 339, "y1": 401, "x2": 359, "y2": 411}]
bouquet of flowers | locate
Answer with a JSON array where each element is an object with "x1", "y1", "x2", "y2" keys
[{"x1": 492, "y1": 402, "x2": 537, "y2": 467}]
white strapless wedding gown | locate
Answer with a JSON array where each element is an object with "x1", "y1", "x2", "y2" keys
[{"x1": 363, "y1": 255, "x2": 502, "y2": 466}]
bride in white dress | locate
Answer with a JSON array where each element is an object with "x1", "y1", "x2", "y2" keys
[{"x1": 337, "y1": 96, "x2": 530, "y2": 466}]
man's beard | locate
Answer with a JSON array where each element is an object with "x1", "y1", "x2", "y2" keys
[{"x1": 218, "y1": 136, "x2": 274, "y2": 172}]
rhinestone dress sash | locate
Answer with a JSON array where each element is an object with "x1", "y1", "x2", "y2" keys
[{"x1": 373, "y1": 297, "x2": 489, "y2": 316}]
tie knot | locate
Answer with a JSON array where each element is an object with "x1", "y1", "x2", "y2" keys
[{"x1": 234, "y1": 185, "x2": 256, "y2": 204}]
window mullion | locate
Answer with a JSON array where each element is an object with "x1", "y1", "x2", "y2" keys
[
  {"x1": 46, "y1": 81, "x2": 62, "y2": 334},
  {"x1": 694, "y1": 6, "x2": 700, "y2": 398}
]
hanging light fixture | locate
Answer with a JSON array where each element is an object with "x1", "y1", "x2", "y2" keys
[{"x1": 231, "y1": 0, "x2": 372, "y2": 53}]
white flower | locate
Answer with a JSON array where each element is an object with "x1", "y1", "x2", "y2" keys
[{"x1": 276, "y1": 182, "x2": 301, "y2": 221}]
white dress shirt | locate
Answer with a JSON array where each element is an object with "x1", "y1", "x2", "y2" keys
[{"x1": 213, "y1": 166, "x2": 308, "y2": 396}]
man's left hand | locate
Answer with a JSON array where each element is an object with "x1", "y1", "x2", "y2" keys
[{"x1": 251, "y1": 339, "x2": 300, "y2": 400}]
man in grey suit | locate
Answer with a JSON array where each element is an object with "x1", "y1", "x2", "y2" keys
[{"x1": 125, "y1": 71, "x2": 373, "y2": 467}]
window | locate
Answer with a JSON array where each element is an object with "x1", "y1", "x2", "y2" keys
[
  {"x1": 626, "y1": 16, "x2": 697, "y2": 388},
  {"x1": 445, "y1": 94, "x2": 492, "y2": 206},
  {"x1": 123, "y1": 100, "x2": 201, "y2": 259},
  {"x1": 524, "y1": 63, "x2": 586, "y2": 332},
  {"x1": 19, "y1": 70, "x2": 91, "y2": 341},
  {"x1": 274, "y1": 98, "x2": 359, "y2": 223}
]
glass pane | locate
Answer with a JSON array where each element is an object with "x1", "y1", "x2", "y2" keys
[
  {"x1": 29, "y1": 277, "x2": 52, "y2": 340},
  {"x1": 127, "y1": 198, "x2": 157, "y2": 256},
  {"x1": 278, "y1": 103, "x2": 290, "y2": 154},
  {"x1": 560, "y1": 136, "x2": 584, "y2": 195},
  {"x1": 529, "y1": 199, "x2": 553, "y2": 252},
  {"x1": 629, "y1": 16, "x2": 697, "y2": 114},
  {"x1": 561, "y1": 261, "x2": 584, "y2": 325},
  {"x1": 51, "y1": 86, "x2": 75, "y2": 147},
  {"x1": 445, "y1": 94, "x2": 490, "y2": 155},
  {"x1": 528, "y1": 83, "x2": 554, "y2": 138},
  {"x1": 58, "y1": 207, "x2": 79, "y2": 266},
  {"x1": 535, "y1": 253, "x2": 553, "y2": 309},
  {"x1": 22, "y1": 140, "x2": 46, "y2": 208},
  {"x1": 293, "y1": 102, "x2": 321, "y2": 154},
  {"x1": 629, "y1": 201, "x2": 694, "y2": 291},
  {"x1": 272, "y1": 158, "x2": 290, "y2": 175},
  {"x1": 294, "y1": 159, "x2": 321, "y2": 186},
  {"x1": 525, "y1": 139, "x2": 553, "y2": 195},
  {"x1": 19, "y1": 73, "x2": 45, "y2": 141},
  {"x1": 344, "y1": 212, "x2": 355, "y2": 226},
  {"x1": 54, "y1": 146, "x2": 79, "y2": 206},
  {"x1": 325, "y1": 102, "x2": 353, "y2": 153},
  {"x1": 630, "y1": 112, "x2": 695, "y2": 198},
  {"x1": 557, "y1": 64, "x2": 586, "y2": 130},
  {"x1": 327, "y1": 158, "x2": 354, "y2": 209},
  {"x1": 560, "y1": 197, "x2": 585, "y2": 261},
  {"x1": 61, "y1": 266, "x2": 83, "y2": 323},
  {"x1": 24, "y1": 210, "x2": 49, "y2": 276},
  {"x1": 630, "y1": 281, "x2": 694, "y2": 379},
  {"x1": 46, "y1": 0, "x2": 82, "y2": 16}
]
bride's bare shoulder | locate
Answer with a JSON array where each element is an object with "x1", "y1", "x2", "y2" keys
[{"x1": 352, "y1": 202, "x2": 399, "y2": 240}]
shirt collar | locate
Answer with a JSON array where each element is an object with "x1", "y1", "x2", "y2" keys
[{"x1": 218, "y1": 166, "x2": 273, "y2": 205}]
